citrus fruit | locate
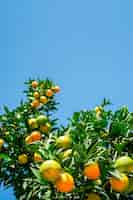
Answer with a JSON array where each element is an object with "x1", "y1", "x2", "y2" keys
[
  {"x1": 31, "y1": 100, "x2": 40, "y2": 108},
  {"x1": 55, "y1": 172, "x2": 75, "y2": 192},
  {"x1": 86, "y1": 192, "x2": 101, "y2": 200},
  {"x1": 25, "y1": 135, "x2": 32, "y2": 144},
  {"x1": 61, "y1": 149, "x2": 72, "y2": 159},
  {"x1": 40, "y1": 123, "x2": 51, "y2": 133},
  {"x1": 30, "y1": 131, "x2": 42, "y2": 142},
  {"x1": 46, "y1": 89, "x2": 53, "y2": 97},
  {"x1": 28, "y1": 118, "x2": 38, "y2": 129},
  {"x1": 109, "y1": 173, "x2": 129, "y2": 192},
  {"x1": 40, "y1": 160, "x2": 62, "y2": 181},
  {"x1": 83, "y1": 162, "x2": 100, "y2": 180},
  {"x1": 56, "y1": 135, "x2": 72, "y2": 149},
  {"x1": 94, "y1": 179, "x2": 102, "y2": 186},
  {"x1": 40, "y1": 96, "x2": 48, "y2": 104},
  {"x1": 37, "y1": 115, "x2": 48, "y2": 125},
  {"x1": 31, "y1": 81, "x2": 38, "y2": 88},
  {"x1": 52, "y1": 85, "x2": 60, "y2": 93},
  {"x1": 0, "y1": 139, "x2": 4, "y2": 148},
  {"x1": 33, "y1": 91, "x2": 40, "y2": 99},
  {"x1": 18, "y1": 154, "x2": 28, "y2": 165},
  {"x1": 34, "y1": 152, "x2": 42, "y2": 162},
  {"x1": 115, "y1": 156, "x2": 133, "y2": 172}
]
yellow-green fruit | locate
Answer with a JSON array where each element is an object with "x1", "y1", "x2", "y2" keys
[
  {"x1": 115, "y1": 156, "x2": 133, "y2": 172},
  {"x1": 94, "y1": 179, "x2": 102, "y2": 186},
  {"x1": 28, "y1": 118, "x2": 38, "y2": 129},
  {"x1": 61, "y1": 149, "x2": 72, "y2": 159},
  {"x1": 56, "y1": 135, "x2": 72, "y2": 149},
  {"x1": 40, "y1": 160, "x2": 62, "y2": 181},
  {"x1": 18, "y1": 154, "x2": 28, "y2": 165},
  {"x1": 37, "y1": 115, "x2": 48, "y2": 125},
  {"x1": 86, "y1": 192, "x2": 101, "y2": 200}
]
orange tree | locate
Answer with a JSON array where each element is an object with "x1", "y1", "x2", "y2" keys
[{"x1": 0, "y1": 79, "x2": 133, "y2": 200}]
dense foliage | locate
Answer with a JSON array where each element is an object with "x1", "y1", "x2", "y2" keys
[{"x1": 0, "y1": 79, "x2": 133, "y2": 200}]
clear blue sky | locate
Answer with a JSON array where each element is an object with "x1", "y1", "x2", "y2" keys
[{"x1": 0, "y1": 0, "x2": 133, "y2": 199}]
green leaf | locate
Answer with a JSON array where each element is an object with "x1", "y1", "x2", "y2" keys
[
  {"x1": 30, "y1": 168, "x2": 47, "y2": 185},
  {"x1": 3, "y1": 105, "x2": 10, "y2": 114},
  {"x1": 0, "y1": 153, "x2": 11, "y2": 161}
]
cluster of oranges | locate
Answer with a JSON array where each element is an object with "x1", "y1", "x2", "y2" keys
[
  {"x1": 38, "y1": 155, "x2": 133, "y2": 198},
  {"x1": 18, "y1": 114, "x2": 51, "y2": 165},
  {"x1": 40, "y1": 159, "x2": 75, "y2": 193},
  {"x1": 18, "y1": 152, "x2": 43, "y2": 165},
  {"x1": 25, "y1": 114, "x2": 51, "y2": 144},
  {"x1": 83, "y1": 158, "x2": 132, "y2": 194},
  {"x1": 30, "y1": 80, "x2": 60, "y2": 108},
  {"x1": 37, "y1": 130, "x2": 133, "y2": 197},
  {"x1": 1, "y1": 79, "x2": 132, "y2": 200}
]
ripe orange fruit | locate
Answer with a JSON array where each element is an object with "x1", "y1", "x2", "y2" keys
[
  {"x1": 115, "y1": 156, "x2": 133, "y2": 173},
  {"x1": 56, "y1": 135, "x2": 72, "y2": 149},
  {"x1": 55, "y1": 172, "x2": 75, "y2": 192},
  {"x1": 46, "y1": 89, "x2": 53, "y2": 97},
  {"x1": 0, "y1": 138, "x2": 4, "y2": 148},
  {"x1": 109, "y1": 173, "x2": 129, "y2": 192},
  {"x1": 33, "y1": 91, "x2": 40, "y2": 99},
  {"x1": 40, "y1": 96, "x2": 48, "y2": 104},
  {"x1": 18, "y1": 154, "x2": 28, "y2": 165},
  {"x1": 40, "y1": 160, "x2": 62, "y2": 181},
  {"x1": 31, "y1": 81, "x2": 38, "y2": 88},
  {"x1": 33, "y1": 152, "x2": 42, "y2": 162},
  {"x1": 52, "y1": 85, "x2": 60, "y2": 93},
  {"x1": 25, "y1": 135, "x2": 33, "y2": 144},
  {"x1": 28, "y1": 118, "x2": 38, "y2": 129},
  {"x1": 83, "y1": 162, "x2": 100, "y2": 180},
  {"x1": 40, "y1": 123, "x2": 51, "y2": 133},
  {"x1": 30, "y1": 131, "x2": 42, "y2": 142},
  {"x1": 86, "y1": 192, "x2": 101, "y2": 200},
  {"x1": 31, "y1": 100, "x2": 40, "y2": 108}
]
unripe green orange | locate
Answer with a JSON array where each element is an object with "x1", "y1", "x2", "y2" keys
[
  {"x1": 115, "y1": 156, "x2": 133, "y2": 172},
  {"x1": 37, "y1": 115, "x2": 48, "y2": 125}
]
